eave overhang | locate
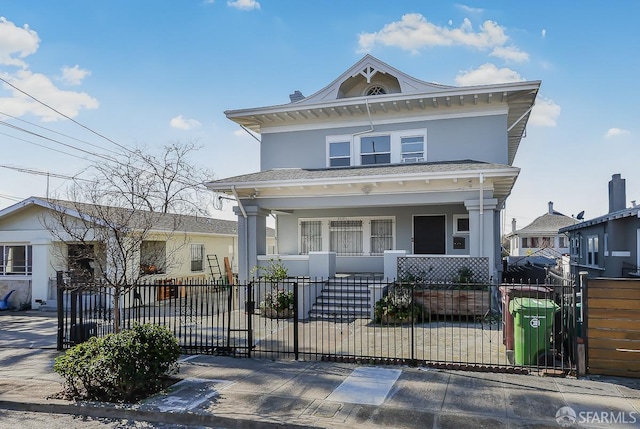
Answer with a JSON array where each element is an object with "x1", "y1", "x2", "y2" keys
[{"x1": 207, "y1": 161, "x2": 520, "y2": 207}]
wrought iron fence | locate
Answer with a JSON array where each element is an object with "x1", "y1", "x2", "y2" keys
[{"x1": 57, "y1": 273, "x2": 579, "y2": 375}]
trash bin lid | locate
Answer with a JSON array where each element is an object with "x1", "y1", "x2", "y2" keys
[{"x1": 509, "y1": 297, "x2": 559, "y2": 314}]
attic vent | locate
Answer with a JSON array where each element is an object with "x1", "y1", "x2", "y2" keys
[{"x1": 366, "y1": 85, "x2": 386, "y2": 96}]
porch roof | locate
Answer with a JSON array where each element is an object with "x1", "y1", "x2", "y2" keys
[{"x1": 206, "y1": 160, "x2": 520, "y2": 204}]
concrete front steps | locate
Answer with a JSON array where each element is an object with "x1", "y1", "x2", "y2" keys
[{"x1": 308, "y1": 276, "x2": 387, "y2": 321}]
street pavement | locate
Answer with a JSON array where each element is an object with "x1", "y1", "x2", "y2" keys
[{"x1": 1, "y1": 310, "x2": 640, "y2": 428}]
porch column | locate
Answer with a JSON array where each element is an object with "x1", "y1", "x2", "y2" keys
[
  {"x1": 31, "y1": 238, "x2": 51, "y2": 309},
  {"x1": 464, "y1": 198, "x2": 498, "y2": 280},
  {"x1": 234, "y1": 205, "x2": 269, "y2": 284}
]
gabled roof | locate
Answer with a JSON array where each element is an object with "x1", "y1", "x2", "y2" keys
[
  {"x1": 224, "y1": 55, "x2": 540, "y2": 165},
  {"x1": 559, "y1": 206, "x2": 640, "y2": 233},
  {"x1": 508, "y1": 212, "x2": 578, "y2": 237},
  {"x1": 0, "y1": 197, "x2": 239, "y2": 236}
]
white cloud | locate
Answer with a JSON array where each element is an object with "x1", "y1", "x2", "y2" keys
[
  {"x1": 448, "y1": 19, "x2": 453, "y2": 26},
  {"x1": 456, "y1": 4, "x2": 484, "y2": 14},
  {"x1": 170, "y1": 115, "x2": 202, "y2": 130},
  {"x1": 604, "y1": 128, "x2": 631, "y2": 139},
  {"x1": 541, "y1": 29, "x2": 546, "y2": 38},
  {"x1": 455, "y1": 63, "x2": 524, "y2": 86},
  {"x1": 490, "y1": 45, "x2": 529, "y2": 62},
  {"x1": 0, "y1": 69, "x2": 98, "y2": 121},
  {"x1": 358, "y1": 14, "x2": 510, "y2": 54},
  {"x1": 529, "y1": 98, "x2": 561, "y2": 127},
  {"x1": 227, "y1": 0, "x2": 260, "y2": 10},
  {"x1": 60, "y1": 65, "x2": 90, "y2": 86},
  {"x1": 0, "y1": 17, "x2": 40, "y2": 68}
]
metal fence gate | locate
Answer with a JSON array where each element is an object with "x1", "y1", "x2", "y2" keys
[{"x1": 58, "y1": 274, "x2": 579, "y2": 374}]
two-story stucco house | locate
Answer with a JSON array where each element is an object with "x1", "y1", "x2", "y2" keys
[
  {"x1": 560, "y1": 174, "x2": 640, "y2": 279},
  {"x1": 207, "y1": 55, "x2": 540, "y2": 283}
]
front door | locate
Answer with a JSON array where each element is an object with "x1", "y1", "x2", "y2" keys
[{"x1": 413, "y1": 215, "x2": 446, "y2": 254}]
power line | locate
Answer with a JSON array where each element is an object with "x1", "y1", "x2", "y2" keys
[
  {"x1": 0, "y1": 110, "x2": 121, "y2": 157},
  {"x1": 0, "y1": 164, "x2": 92, "y2": 182}
]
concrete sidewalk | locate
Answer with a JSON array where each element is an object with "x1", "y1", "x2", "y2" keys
[{"x1": 1, "y1": 346, "x2": 640, "y2": 429}]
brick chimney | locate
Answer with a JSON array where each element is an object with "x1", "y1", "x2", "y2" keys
[
  {"x1": 511, "y1": 218, "x2": 517, "y2": 233},
  {"x1": 609, "y1": 174, "x2": 626, "y2": 213},
  {"x1": 548, "y1": 201, "x2": 554, "y2": 214}
]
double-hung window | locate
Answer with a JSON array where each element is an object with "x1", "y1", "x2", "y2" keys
[
  {"x1": 0, "y1": 245, "x2": 33, "y2": 275},
  {"x1": 401, "y1": 136, "x2": 424, "y2": 162},
  {"x1": 360, "y1": 135, "x2": 391, "y2": 165},
  {"x1": 329, "y1": 141, "x2": 351, "y2": 167}
]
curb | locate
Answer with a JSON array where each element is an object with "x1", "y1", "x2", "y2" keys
[{"x1": 0, "y1": 399, "x2": 324, "y2": 429}]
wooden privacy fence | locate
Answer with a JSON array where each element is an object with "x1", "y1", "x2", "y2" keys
[{"x1": 586, "y1": 278, "x2": 640, "y2": 378}]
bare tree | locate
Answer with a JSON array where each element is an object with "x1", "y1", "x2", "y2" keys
[{"x1": 43, "y1": 141, "x2": 212, "y2": 332}]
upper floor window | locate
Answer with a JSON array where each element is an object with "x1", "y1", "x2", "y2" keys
[
  {"x1": 326, "y1": 129, "x2": 427, "y2": 167},
  {"x1": 0, "y1": 245, "x2": 32, "y2": 275},
  {"x1": 365, "y1": 85, "x2": 387, "y2": 96},
  {"x1": 329, "y1": 141, "x2": 351, "y2": 167},
  {"x1": 401, "y1": 136, "x2": 424, "y2": 163},
  {"x1": 587, "y1": 235, "x2": 599, "y2": 266},
  {"x1": 558, "y1": 235, "x2": 568, "y2": 248},
  {"x1": 361, "y1": 135, "x2": 391, "y2": 165}
]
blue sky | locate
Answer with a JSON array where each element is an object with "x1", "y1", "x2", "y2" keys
[{"x1": 0, "y1": 1, "x2": 638, "y2": 231}]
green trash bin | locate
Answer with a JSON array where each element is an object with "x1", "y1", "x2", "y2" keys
[{"x1": 509, "y1": 297, "x2": 559, "y2": 365}]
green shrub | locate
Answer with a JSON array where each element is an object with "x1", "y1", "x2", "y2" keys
[{"x1": 54, "y1": 323, "x2": 180, "y2": 403}]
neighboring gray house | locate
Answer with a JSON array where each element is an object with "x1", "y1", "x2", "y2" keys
[
  {"x1": 207, "y1": 55, "x2": 540, "y2": 283},
  {"x1": 506, "y1": 201, "x2": 578, "y2": 260},
  {"x1": 560, "y1": 174, "x2": 640, "y2": 279}
]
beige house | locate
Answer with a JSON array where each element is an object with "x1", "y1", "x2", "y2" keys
[{"x1": 0, "y1": 197, "x2": 268, "y2": 310}]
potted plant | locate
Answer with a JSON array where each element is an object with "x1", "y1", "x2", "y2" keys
[
  {"x1": 259, "y1": 288, "x2": 295, "y2": 319},
  {"x1": 252, "y1": 258, "x2": 294, "y2": 318},
  {"x1": 375, "y1": 285, "x2": 425, "y2": 325}
]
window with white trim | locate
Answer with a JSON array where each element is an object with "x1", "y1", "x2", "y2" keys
[
  {"x1": 587, "y1": 235, "x2": 599, "y2": 266},
  {"x1": 370, "y1": 219, "x2": 393, "y2": 255},
  {"x1": 299, "y1": 217, "x2": 394, "y2": 256},
  {"x1": 401, "y1": 136, "x2": 424, "y2": 163},
  {"x1": 325, "y1": 129, "x2": 427, "y2": 167},
  {"x1": 300, "y1": 220, "x2": 322, "y2": 253},
  {"x1": 558, "y1": 235, "x2": 568, "y2": 248},
  {"x1": 329, "y1": 141, "x2": 351, "y2": 167},
  {"x1": 0, "y1": 245, "x2": 32, "y2": 275},
  {"x1": 360, "y1": 135, "x2": 391, "y2": 165},
  {"x1": 453, "y1": 215, "x2": 470, "y2": 234}
]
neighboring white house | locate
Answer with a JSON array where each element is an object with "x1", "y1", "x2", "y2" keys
[
  {"x1": 0, "y1": 197, "x2": 257, "y2": 310},
  {"x1": 506, "y1": 201, "x2": 578, "y2": 259},
  {"x1": 206, "y1": 55, "x2": 540, "y2": 283}
]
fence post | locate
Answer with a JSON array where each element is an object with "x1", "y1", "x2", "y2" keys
[
  {"x1": 247, "y1": 282, "x2": 253, "y2": 358},
  {"x1": 293, "y1": 281, "x2": 299, "y2": 361},
  {"x1": 410, "y1": 282, "x2": 415, "y2": 366},
  {"x1": 56, "y1": 271, "x2": 64, "y2": 351}
]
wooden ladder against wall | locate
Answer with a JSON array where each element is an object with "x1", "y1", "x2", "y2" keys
[{"x1": 207, "y1": 254, "x2": 222, "y2": 280}]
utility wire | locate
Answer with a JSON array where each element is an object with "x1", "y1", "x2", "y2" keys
[
  {"x1": 0, "y1": 76, "x2": 210, "y2": 191},
  {"x1": 0, "y1": 110, "x2": 121, "y2": 156},
  {"x1": 0, "y1": 164, "x2": 92, "y2": 182}
]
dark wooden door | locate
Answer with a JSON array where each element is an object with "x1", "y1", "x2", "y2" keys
[{"x1": 413, "y1": 215, "x2": 446, "y2": 254}]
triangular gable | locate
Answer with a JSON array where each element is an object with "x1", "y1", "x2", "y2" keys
[{"x1": 291, "y1": 54, "x2": 454, "y2": 105}]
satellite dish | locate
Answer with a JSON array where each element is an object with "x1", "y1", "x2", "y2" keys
[{"x1": 576, "y1": 211, "x2": 584, "y2": 220}]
